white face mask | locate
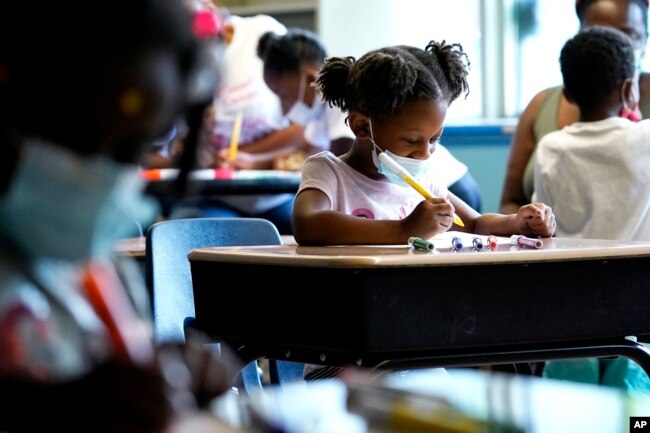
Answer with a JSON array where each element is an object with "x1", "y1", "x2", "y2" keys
[
  {"x1": 286, "y1": 73, "x2": 322, "y2": 126},
  {"x1": 634, "y1": 47, "x2": 644, "y2": 73},
  {"x1": 368, "y1": 118, "x2": 434, "y2": 184},
  {"x1": 0, "y1": 140, "x2": 159, "y2": 262}
]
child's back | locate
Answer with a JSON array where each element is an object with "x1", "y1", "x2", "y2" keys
[{"x1": 535, "y1": 117, "x2": 650, "y2": 240}]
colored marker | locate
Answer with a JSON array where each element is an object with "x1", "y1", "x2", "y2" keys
[
  {"x1": 377, "y1": 152, "x2": 464, "y2": 227},
  {"x1": 487, "y1": 235, "x2": 498, "y2": 250},
  {"x1": 510, "y1": 234, "x2": 543, "y2": 249},
  {"x1": 227, "y1": 111, "x2": 243, "y2": 161},
  {"x1": 408, "y1": 236, "x2": 435, "y2": 251},
  {"x1": 82, "y1": 261, "x2": 154, "y2": 365},
  {"x1": 451, "y1": 236, "x2": 463, "y2": 251},
  {"x1": 472, "y1": 236, "x2": 484, "y2": 251}
]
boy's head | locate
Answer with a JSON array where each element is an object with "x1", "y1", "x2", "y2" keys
[{"x1": 560, "y1": 25, "x2": 636, "y2": 115}]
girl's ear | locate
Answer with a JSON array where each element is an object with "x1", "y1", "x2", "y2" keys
[{"x1": 348, "y1": 112, "x2": 371, "y2": 139}]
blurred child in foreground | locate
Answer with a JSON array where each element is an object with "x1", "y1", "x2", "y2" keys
[{"x1": 0, "y1": 0, "x2": 238, "y2": 431}]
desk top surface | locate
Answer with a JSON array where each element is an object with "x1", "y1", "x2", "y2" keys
[
  {"x1": 143, "y1": 168, "x2": 302, "y2": 197},
  {"x1": 141, "y1": 168, "x2": 302, "y2": 182},
  {"x1": 189, "y1": 231, "x2": 650, "y2": 268},
  {"x1": 113, "y1": 234, "x2": 298, "y2": 259}
]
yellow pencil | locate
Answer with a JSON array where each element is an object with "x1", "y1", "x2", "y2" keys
[
  {"x1": 380, "y1": 153, "x2": 465, "y2": 227},
  {"x1": 227, "y1": 111, "x2": 243, "y2": 161}
]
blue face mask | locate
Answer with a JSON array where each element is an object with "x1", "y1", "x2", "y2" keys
[
  {"x1": 368, "y1": 118, "x2": 434, "y2": 184},
  {"x1": 0, "y1": 140, "x2": 159, "y2": 262}
]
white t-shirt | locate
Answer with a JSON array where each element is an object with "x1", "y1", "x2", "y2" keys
[
  {"x1": 222, "y1": 95, "x2": 354, "y2": 214},
  {"x1": 213, "y1": 15, "x2": 287, "y2": 148},
  {"x1": 429, "y1": 143, "x2": 468, "y2": 186},
  {"x1": 209, "y1": 15, "x2": 290, "y2": 214},
  {"x1": 303, "y1": 98, "x2": 355, "y2": 150},
  {"x1": 534, "y1": 117, "x2": 650, "y2": 240},
  {"x1": 299, "y1": 151, "x2": 448, "y2": 220}
]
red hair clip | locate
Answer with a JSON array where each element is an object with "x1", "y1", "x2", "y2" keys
[{"x1": 192, "y1": 8, "x2": 225, "y2": 39}]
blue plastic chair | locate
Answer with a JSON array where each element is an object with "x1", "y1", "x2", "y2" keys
[{"x1": 145, "y1": 217, "x2": 297, "y2": 391}]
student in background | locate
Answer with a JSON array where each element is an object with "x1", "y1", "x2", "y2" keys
[
  {"x1": 535, "y1": 26, "x2": 650, "y2": 240},
  {"x1": 211, "y1": 14, "x2": 298, "y2": 163},
  {"x1": 164, "y1": 13, "x2": 300, "y2": 234},
  {"x1": 256, "y1": 29, "x2": 483, "y2": 212},
  {"x1": 292, "y1": 40, "x2": 556, "y2": 247},
  {"x1": 0, "y1": 0, "x2": 234, "y2": 430},
  {"x1": 244, "y1": 28, "x2": 355, "y2": 164},
  {"x1": 500, "y1": 0, "x2": 650, "y2": 214},
  {"x1": 533, "y1": 26, "x2": 650, "y2": 391}
]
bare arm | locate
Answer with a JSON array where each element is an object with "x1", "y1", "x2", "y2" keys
[
  {"x1": 215, "y1": 124, "x2": 305, "y2": 169},
  {"x1": 238, "y1": 123, "x2": 304, "y2": 155},
  {"x1": 499, "y1": 89, "x2": 549, "y2": 214},
  {"x1": 450, "y1": 190, "x2": 555, "y2": 238},
  {"x1": 292, "y1": 188, "x2": 457, "y2": 245},
  {"x1": 474, "y1": 203, "x2": 555, "y2": 238}
]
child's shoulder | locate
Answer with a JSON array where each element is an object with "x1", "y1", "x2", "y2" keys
[
  {"x1": 302, "y1": 151, "x2": 361, "y2": 181},
  {"x1": 304, "y1": 150, "x2": 339, "y2": 166}
]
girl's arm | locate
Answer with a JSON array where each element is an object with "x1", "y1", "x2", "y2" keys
[
  {"x1": 292, "y1": 188, "x2": 406, "y2": 245},
  {"x1": 292, "y1": 188, "x2": 455, "y2": 245},
  {"x1": 217, "y1": 124, "x2": 305, "y2": 169},
  {"x1": 474, "y1": 203, "x2": 555, "y2": 237},
  {"x1": 499, "y1": 89, "x2": 549, "y2": 214},
  {"x1": 451, "y1": 192, "x2": 555, "y2": 238}
]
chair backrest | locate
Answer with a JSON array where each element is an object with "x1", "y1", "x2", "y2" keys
[{"x1": 145, "y1": 217, "x2": 282, "y2": 343}]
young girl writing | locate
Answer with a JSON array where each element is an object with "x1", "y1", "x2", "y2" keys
[{"x1": 292, "y1": 40, "x2": 556, "y2": 245}]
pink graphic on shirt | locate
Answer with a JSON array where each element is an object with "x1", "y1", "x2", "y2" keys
[
  {"x1": 399, "y1": 206, "x2": 407, "y2": 219},
  {"x1": 352, "y1": 208, "x2": 375, "y2": 219}
]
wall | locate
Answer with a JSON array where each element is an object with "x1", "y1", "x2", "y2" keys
[{"x1": 442, "y1": 123, "x2": 515, "y2": 213}]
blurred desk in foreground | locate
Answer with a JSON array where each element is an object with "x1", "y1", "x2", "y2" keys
[
  {"x1": 143, "y1": 168, "x2": 301, "y2": 198},
  {"x1": 213, "y1": 369, "x2": 650, "y2": 433},
  {"x1": 189, "y1": 233, "x2": 650, "y2": 375}
]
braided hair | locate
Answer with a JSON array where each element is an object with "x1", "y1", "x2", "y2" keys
[
  {"x1": 316, "y1": 40, "x2": 469, "y2": 121},
  {"x1": 561, "y1": 26, "x2": 635, "y2": 111},
  {"x1": 257, "y1": 28, "x2": 327, "y2": 74}
]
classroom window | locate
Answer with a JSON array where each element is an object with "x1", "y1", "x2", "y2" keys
[
  {"x1": 391, "y1": 0, "x2": 483, "y2": 119},
  {"x1": 389, "y1": 0, "x2": 649, "y2": 118},
  {"x1": 234, "y1": 0, "x2": 650, "y2": 119},
  {"x1": 390, "y1": 0, "x2": 580, "y2": 119},
  {"x1": 512, "y1": 0, "x2": 578, "y2": 115}
]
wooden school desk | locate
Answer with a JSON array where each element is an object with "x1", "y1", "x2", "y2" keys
[{"x1": 188, "y1": 233, "x2": 650, "y2": 375}]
